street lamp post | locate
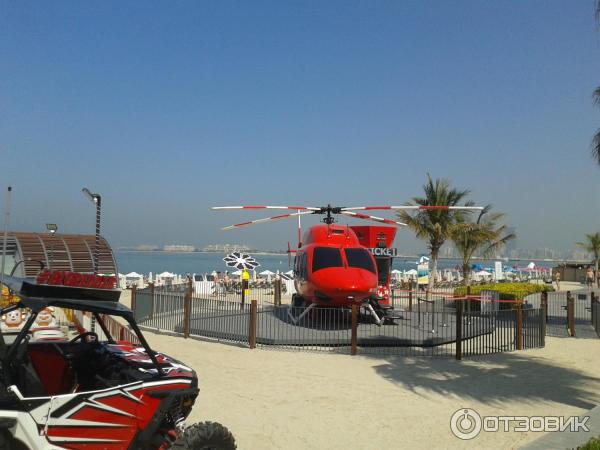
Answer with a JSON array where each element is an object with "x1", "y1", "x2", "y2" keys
[
  {"x1": 81, "y1": 188, "x2": 101, "y2": 275},
  {"x1": 46, "y1": 224, "x2": 57, "y2": 270}
]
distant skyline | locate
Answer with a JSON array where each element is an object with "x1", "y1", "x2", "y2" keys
[{"x1": 2, "y1": 1, "x2": 600, "y2": 255}]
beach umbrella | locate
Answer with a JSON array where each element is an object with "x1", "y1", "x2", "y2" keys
[
  {"x1": 259, "y1": 270, "x2": 275, "y2": 276},
  {"x1": 405, "y1": 269, "x2": 418, "y2": 276},
  {"x1": 223, "y1": 252, "x2": 261, "y2": 271},
  {"x1": 125, "y1": 272, "x2": 142, "y2": 278},
  {"x1": 232, "y1": 270, "x2": 243, "y2": 276},
  {"x1": 391, "y1": 269, "x2": 402, "y2": 274},
  {"x1": 527, "y1": 262, "x2": 536, "y2": 269},
  {"x1": 285, "y1": 270, "x2": 293, "y2": 276}
]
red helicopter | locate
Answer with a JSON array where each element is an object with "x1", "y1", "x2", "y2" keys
[{"x1": 212, "y1": 204, "x2": 482, "y2": 325}]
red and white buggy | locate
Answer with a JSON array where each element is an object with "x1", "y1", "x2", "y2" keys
[{"x1": 0, "y1": 274, "x2": 236, "y2": 450}]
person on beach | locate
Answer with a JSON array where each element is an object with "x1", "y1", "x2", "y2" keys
[
  {"x1": 554, "y1": 271, "x2": 561, "y2": 291},
  {"x1": 223, "y1": 271, "x2": 231, "y2": 290},
  {"x1": 587, "y1": 267, "x2": 595, "y2": 288}
]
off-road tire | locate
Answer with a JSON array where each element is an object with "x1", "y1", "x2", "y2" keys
[{"x1": 172, "y1": 422, "x2": 236, "y2": 450}]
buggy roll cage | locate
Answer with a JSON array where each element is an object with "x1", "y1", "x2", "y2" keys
[{"x1": 0, "y1": 275, "x2": 164, "y2": 375}]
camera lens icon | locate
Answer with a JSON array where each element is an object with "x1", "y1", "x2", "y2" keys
[{"x1": 450, "y1": 408, "x2": 482, "y2": 440}]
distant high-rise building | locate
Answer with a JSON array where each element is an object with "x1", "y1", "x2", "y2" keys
[{"x1": 163, "y1": 245, "x2": 196, "y2": 252}]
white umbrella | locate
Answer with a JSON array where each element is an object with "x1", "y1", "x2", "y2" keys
[
  {"x1": 391, "y1": 269, "x2": 402, "y2": 274},
  {"x1": 285, "y1": 270, "x2": 294, "y2": 276},
  {"x1": 125, "y1": 272, "x2": 143, "y2": 278},
  {"x1": 259, "y1": 270, "x2": 275, "y2": 276},
  {"x1": 232, "y1": 270, "x2": 243, "y2": 276},
  {"x1": 405, "y1": 269, "x2": 418, "y2": 276},
  {"x1": 527, "y1": 262, "x2": 536, "y2": 269},
  {"x1": 158, "y1": 271, "x2": 175, "y2": 278}
]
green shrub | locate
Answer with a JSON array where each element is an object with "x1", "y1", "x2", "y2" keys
[
  {"x1": 579, "y1": 436, "x2": 600, "y2": 450},
  {"x1": 454, "y1": 283, "x2": 554, "y2": 309}
]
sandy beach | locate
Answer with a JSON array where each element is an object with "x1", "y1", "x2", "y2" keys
[{"x1": 142, "y1": 328, "x2": 600, "y2": 450}]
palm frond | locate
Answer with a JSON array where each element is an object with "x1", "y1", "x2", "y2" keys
[{"x1": 593, "y1": 129, "x2": 600, "y2": 165}]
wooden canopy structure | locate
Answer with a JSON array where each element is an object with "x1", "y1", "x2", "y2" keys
[{"x1": 0, "y1": 232, "x2": 117, "y2": 278}]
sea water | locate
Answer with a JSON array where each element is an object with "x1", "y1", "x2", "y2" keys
[{"x1": 114, "y1": 251, "x2": 551, "y2": 276}]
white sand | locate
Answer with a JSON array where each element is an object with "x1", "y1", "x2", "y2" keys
[{"x1": 141, "y1": 330, "x2": 600, "y2": 450}]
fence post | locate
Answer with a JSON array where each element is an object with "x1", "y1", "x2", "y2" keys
[
  {"x1": 466, "y1": 285, "x2": 471, "y2": 323},
  {"x1": 455, "y1": 299, "x2": 463, "y2": 360},
  {"x1": 540, "y1": 291, "x2": 548, "y2": 325},
  {"x1": 591, "y1": 292, "x2": 596, "y2": 325},
  {"x1": 183, "y1": 278, "x2": 192, "y2": 339},
  {"x1": 149, "y1": 282, "x2": 155, "y2": 319},
  {"x1": 567, "y1": 291, "x2": 575, "y2": 337},
  {"x1": 351, "y1": 304, "x2": 358, "y2": 355},
  {"x1": 516, "y1": 306, "x2": 523, "y2": 350},
  {"x1": 130, "y1": 285, "x2": 137, "y2": 313},
  {"x1": 274, "y1": 278, "x2": 281, "y2": 306},
  {"x1": 249, "y1": 299, "x2": 257, "y2": 349},
  {"x1": 408, "y1": 289, "x2": 413, "y2": 312}
]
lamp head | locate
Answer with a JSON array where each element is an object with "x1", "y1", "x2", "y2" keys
[
  {"x1": 46, "y1": 223, "x2": 57, "y2": 235},
  {"x1": 81, "y1": 187, "x2": 98, "y2": 203}
]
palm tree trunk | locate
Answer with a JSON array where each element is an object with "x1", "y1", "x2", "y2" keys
[
  {"x1": 463, "y1": 263, "x2": 470, "y2": 287},
  {"x1": 430, "y1": 249, "x2": 439, "y2": 288}
]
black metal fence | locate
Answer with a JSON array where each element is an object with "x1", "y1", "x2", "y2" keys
[
  {"x1": 132, "y1": 285, "x2": 546, "y2": 358},
  {"x1": 528, "y1": 289, "x2": 600, "y2": 338}
]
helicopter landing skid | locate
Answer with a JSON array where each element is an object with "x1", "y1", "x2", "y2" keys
[
  {"x1": 287, "y1": 302, "x2": 317, "y2": 325},
  {"x1": 365, "y1": 300, "x2": 400, "y2": 326}
]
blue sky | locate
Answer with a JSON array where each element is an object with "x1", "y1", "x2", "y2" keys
[{"x1": 1, "y1": 1, "x2": 600, "y2": 252}]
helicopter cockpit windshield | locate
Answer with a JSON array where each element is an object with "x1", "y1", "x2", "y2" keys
[
  {"x1": 344, "y1": 248, "x2": 376, "y2": 273},
  {"x1": 312, "y1": 247, "x2": 343, "y2": 272}
]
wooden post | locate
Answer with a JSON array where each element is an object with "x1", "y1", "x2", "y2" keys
[
  {"x1": 408, "y1": 289, "x2": 413, "y2": 312},
  {"x1": 131, "y1": 285, "x2": 137, "y2": 313},
  {"x1": 183, "y1": 278, "x2": 192, "y2": 339},
  {"x1": 455, "y1": 299, "x2": 463, "y2": 360},
  {"x1": 540, "y1": 291, "x2": 548, "y2": 325},
  {"x1": 274, "y1": 278, "x2": 281, "y2": 306},
  {"x1": 567, "y1": 291, "x2": 575, "y2": 337},
  {"x1": 249, "y1": 299, "x2": 257, "y2": 349},
  {"x1": 351, "y1": 304, "x2": 358, "y2": 355},
  {"x1": 516, "y1": 306, "x2": 523, "y2": 350}
]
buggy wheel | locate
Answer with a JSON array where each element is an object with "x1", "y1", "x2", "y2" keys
[{"x1": 172, "y1": 422, "x2": 236, "y2": 450}]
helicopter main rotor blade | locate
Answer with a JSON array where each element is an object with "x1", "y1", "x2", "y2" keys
[
  {"x1": 340, "y1": 211, "x2": 407, "y2": 227},
  {"x1": 222, "y1": 211, "x2": 315, "y2": 230},
  {"x1": 213, "y1": 205, "x2": 320, "y2": 211},
  {"x1": 342, "y1": 205, "x2": 484, "y2": 211}
]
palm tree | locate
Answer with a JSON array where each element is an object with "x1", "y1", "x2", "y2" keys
[
  {"x1": 398, "y1": 174, "x2": 471, "y2": 287},
  {"x1": 576, "y1": 232, "x2": 600, "y2": 275},
  {"x1": 449, "y1": 206, "x2": 516, "y2": 286}
]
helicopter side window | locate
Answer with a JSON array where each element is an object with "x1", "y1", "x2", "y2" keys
[
  {"x1": 312, "y1": 247, "x2": 343, "y2": 273},
  {"x1": 300, "y1": 253, "x2": 308, "y2": 279},
  {"x1": 345, "y1": 248, "x2": 376, "y2": 274}
]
